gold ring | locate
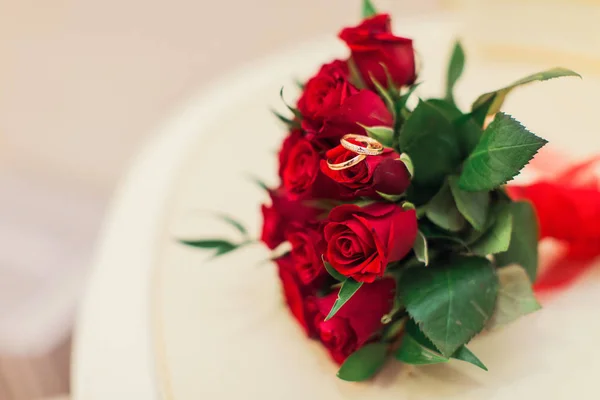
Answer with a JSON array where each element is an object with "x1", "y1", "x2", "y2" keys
[
  {"x1": 340, "y1": 134, "x2": 384, "y2": 156},
  {"x1": 327, "y1": 154, "x2": 367, "y2": 170}
]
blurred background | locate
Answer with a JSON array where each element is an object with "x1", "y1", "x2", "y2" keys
[{"x1": 1, "y1": 0, "x2": 598, "y2": 398}]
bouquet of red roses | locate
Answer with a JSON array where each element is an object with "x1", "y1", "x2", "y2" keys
[{"x1": 181, "y1": 0, "x2": 580, "y2": 381}]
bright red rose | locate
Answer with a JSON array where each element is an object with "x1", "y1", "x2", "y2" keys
[
  {"x1": 339, "y1": 14, "x2": 416, "y2": 89},
  {"x1": 313, "y1": 278, "x2": 395, "y2": 363},
  {"x1": 286, "y1": 222, "x2": 327, "y2": 287},
  {"x1": 276, "y1": 255, "x2": 319, "y2": 337},
  {"x1": 320, "y1": 139, "x2": 411, "y2": 197},
  {"x1": 278, "y1": 130, "x2": 303, "y2": 178},
  {"x1": 324, "y1": 203, "x2": 417, "y2": 282},
  {"x1": 260, "y1": 188, "x2": 321, "y2": 249},
  {"x1": 297, "y1": 61, "x2": 393, "y2": 146},
  {"x1": 282, "y1": 138, "x2": 321, "y2": 197},
  {"x1": 297, "y1": 60, "x2": 355, "y2": 129}
]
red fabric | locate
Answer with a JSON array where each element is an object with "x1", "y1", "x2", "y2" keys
[{"x1": 508, "y1": 155, "x2": 600, "y2": 292}]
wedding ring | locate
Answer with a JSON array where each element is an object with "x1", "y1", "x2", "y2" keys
[
  {"x1": 341, "y1": 134, "x2": 384, "y2": 156},
  {"x1": 327, "y1": 154, "x2": 367, "y2": 170}
]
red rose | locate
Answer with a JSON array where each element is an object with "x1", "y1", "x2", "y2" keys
[
  {"x1": 286, "y1": 222, "x2": 327, "y2": 286},
  {"x1": 314, "y1": 278, "x2": 395, "y2": 363},
  {"x1": 320, "y1": 139, "x2": 411, "y2": 197},
  {"x1": 297, "y1": 60, "x2": 355, "y2": 130},
  {"x1": 298, "y1": 61, "x2": 393, "y2": 146},
  {"x1": 260, "y1": 188, "x2": 321, "y2": 249},
  {"x1": 282, "y1": 138, "x2": 321, "y2": 197},
  {"x1": 276, "y1": 255, "x2": 319, "y2": 337},
  {"x1": 324, "y1": 203, "x2": 417, "y2": 282},
  {"x1": 278, "y1": 130, "x2": 303, "y2": 178},
  {"x1": 339, "y1": 14, "x2": 416, "y2": 89}
]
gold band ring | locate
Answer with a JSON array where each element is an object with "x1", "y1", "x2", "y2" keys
[
  {"x1": 340, "y1": 134, "x2": 384, "y2": 156},
  {"x1": 327, "y1": 154, "x2": 367, "y2": 170}
]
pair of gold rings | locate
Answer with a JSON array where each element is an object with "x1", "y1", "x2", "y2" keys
[{"x1": 327, "y1": 134, "x2": 384, "y2": 171}]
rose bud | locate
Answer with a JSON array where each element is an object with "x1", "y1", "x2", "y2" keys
[
  {"x1": 276, "y1": 255, "x2": 319, "y2": 337},
  {"x1": 314, "y1": 278, "x2": 395, "y2": 363},
  {"x1": 260, "y1": 188, "x2": 321, "y2": 250},
  {"x1": 320, "y1": 139, "x2": 411, "y2": 198},
  {"x1": 324, "y1": 203, "x2": 417, "y2": 282},
  {"x1": 297, "y1": 60, "x2": 393, "y2": 146},
  {"x1": 286, "y1": 222, "x2": 327, "y2": 287},
  {"x1": 339, "y1": 14, "x2": 416, "y2": 89}
]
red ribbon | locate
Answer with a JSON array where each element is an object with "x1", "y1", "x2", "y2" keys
[{"x1": 508, "y1": 152, "x2": 600, "y2": 292}]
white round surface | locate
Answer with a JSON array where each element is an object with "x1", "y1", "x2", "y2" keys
[{"x1": 73, "y1": 14, "x2": 600, "y2": 400}]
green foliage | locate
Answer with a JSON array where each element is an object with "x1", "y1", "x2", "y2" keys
[
  {"x1": 446, "y1": 41, "x2": 465, "y2": 104},
  {"x1": 360, "y1": 124, "x2": 394, "y2": 147},
  {"x1": 362, "y1": 0, "x2": 378, "y2": 18},
  {"x1": 399, "y1": 101, "x2": 462, "y2": 189},
  {"x1": 214, "y1": 213, "x2": 248, "y2": 236},
  {"x1": 370, "y1": 74, "x2": 396, "y2": 116},
  {"x1": 470, "y1": 202, "x2": 513, "y2": 255},
  {"x1": 458, "y1": 113, "x2": 547, "y2": 191},
  {"x1": 448, "y1": 176, "x2": 489, "y2": 231},
  {"x1": 413, "y1": 231, "x2": 429, "y2": 266},
  {"x1": 337, "y1": 342, "x2": 388, "y2": 381},
  {"x1": 272, "y1": 109, "x2": 300, "y2": 129},
  {"x1": 399, "y1": 256, "x2": 499, "y2": 357},
  {"x1": 427, "y1": 99, "x2": 482, "y2": 157},
  {"x1": 495, "y1": 201, "x2": 539, "y2": 281},
  {"x1": 322, "y1": 256, "x2": 346, "y2": 282},
  {"x1": 179, "y1": 239, "x2": 239, "y2": 257},
  {"x1": 472, "y1": 67, "x2": 581, "y2": 117},
  {"x1": 487, "y1": 264, "x2": 541, "y2": 329},
  {"x1": 325, "y1": 279, "x2": 363, "y2": 320},
  {"x1": 425, "y1": 180, "x2": 466, "y2": 232},
  {"x1": 399, "y1": 153, "x2": 414, "y2": 177},
  {"x1": 348, "y1": 57, "x2": 367, "y2": 89},
  {"x1": 396, "y1": 319, "x2": 487, "y2": 370},
  {"x1": 377, "y1": 191, "x2": 404, "y2": 202}
]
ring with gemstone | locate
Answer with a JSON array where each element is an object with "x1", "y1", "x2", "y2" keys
[{"x1": 340, "y1": 134, "x2": 384, "y2": 156}]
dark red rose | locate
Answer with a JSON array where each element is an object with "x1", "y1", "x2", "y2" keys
[
  {"x1": 308, "y1": 90, "x2": 393, "y2": 146},
  {"x1": 324, "y1": 203, "x2": 417, "y2": 282},
  {"x1": 314, "y1": 278, "x2": 395, "y2": 363},
  {"x1": 320, "y1": 139, "x2": 411, "y2": 197},
  {"x1": 286, "y1": 222, "x2": 327, "y2": 287},
  {"x1": 297, "y1": 60, "x2": 393, "y2": 146},
  {"x1": 260, "y1": 188, "x2": 321, "y2": 249},
  {"x1": 282, "y1": 138, "x2": 321, "y2": 197},
  {"x1": 297, "y1": 60, "x2": 355, "y2": 128},
  {"x1": 339, "y1": 14, "x2": 416, "y2": 89},
  {"x1": 276, "y1": 255, "x2": 319, "y2": 337},
  {"x1": 278, "y1": 130, "x2": 303, "y2": 178}
]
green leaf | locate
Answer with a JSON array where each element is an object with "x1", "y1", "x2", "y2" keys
[
  {"x1": 448, "y1": 176, "x2": 490, "y2": 231},
  {"x1": 272, "y1": 109, "x2": 300, "y2": 129},
  {"x1": 359, "y1": 124, "x2": 394, "y2": 147},
  {"x1": 337, "y1": 342, "x2": 388, "y2": 381},
  {"x1": 425, "y1": 180, "x2": 466, "y2": 232},
  {"x1": 362, "y1": 0, "x2": 378, "y2": 18},
  {"x1": 322, "y1": 256, "x2": 346, "y2": 282},
  {"x1": 446, "y1": 41, "x2": 465, "y2": 104},
  {"x1": 377, "y1": 191, "x2": 403, "y2": 202},
  {"x1": 413, "y1": 231, "x2": 429, "y2": 266},
  {"x1": 399, "y1": 100, "x2": 462, "y2": 188},
  {"x1": 458, "y1": 113, "x2": 548, "y2": 191},
  {"x1": 399, "y1": 256, "x2": 499, "y2": 357},
  {"x1": 471, "y1": 202, "x2": 513, "y2": 255},
  {"x1": 215, "y1": 213, "x2": 248, "y2": 236},
  {"x1": 399, "y1": 153, "x2": 414, "y2": 177},
  {"x1": 472, "y1": 67, "x2": 581, "y2": 116},
  {"x1": 428, "y1": 98, "x2": 482, "y2": 157},
  {"x1": 348, "y1": 57, "x2": 367, "y2": 89},
  {"x1": 396, "y1": 320, "x2": 449, "y2": 365},
  {"x1": 325, "y1": 279, "x2": 363, "y2": 321},
  {"x1": 179, "y1": 239, "x2": 234, "y2": 249},
  {"x1": 370, "y1": 74, "x2": 396, "y2": 116},
  {"x1": 487, "y1": 264, "x2": 541, "y2": 329},
  {"x1": 279, "y1": 87, "x2": 302, "y2": 120},
  {"x1": 246, "y1": 174, "x2": 269, "y2": 191},
  {"x1": 212, "y1": 242, "x2": 238, "y2": 257},
  {"x1": 452, "y1": 345, "x2": 488, "y2": 371},
  {"x1": 495, "y1": 201, "x2": 539, "y2": 281}
]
